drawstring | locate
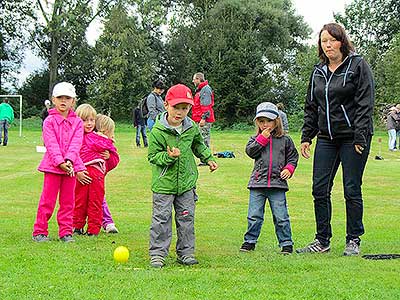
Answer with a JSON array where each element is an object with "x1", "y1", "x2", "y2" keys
[{"x1": 343, "y1": 58, "x2": 353, "y2": 87}]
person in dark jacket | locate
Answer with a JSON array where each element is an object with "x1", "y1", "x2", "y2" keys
[
  {"x1": 240, "y1": 102, "x2": 298, "y2": 255},
  {"x1": 386, "y1": 106, "x2": 400, "y2": 151},
  {"x1": 146, "y1": 79, "x2": 165, "y2": 131},
  {"x1": 41, "y1": 100, "x2": 52, "y2": 127},
  {"x1": 297, "y1": 23, "x2": 375, "y2": 256},
  {"x1": 133, "y1": 107, "x2": 148, "y2": 147}
]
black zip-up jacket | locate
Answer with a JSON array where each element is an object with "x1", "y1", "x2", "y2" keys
[
  {"x1": 301, "y1": 53, "x2": 375, "y2": 148},
  {"x1": 246, "y1": 134, "x2": 298, "y2": 191}
]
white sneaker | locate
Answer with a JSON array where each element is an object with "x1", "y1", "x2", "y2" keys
[{"x1": 105, "y1": 223, "x2": 119, "y2": 234}]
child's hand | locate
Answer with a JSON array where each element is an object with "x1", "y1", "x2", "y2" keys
[
  {"x1": 100, "y1": 150, "x2": 110, "y2": 160},
  {"x1": 261, "y1": 128, "x2": 271, "y2": 138},
  {"x1": 167, "y1": 146, "x2": 180, "y2": 158},
  {"x1": 77, "y1": 171, "x2": 92, "y2": 185},
  {"x1": 60, "y1": 162, "x2": 74, "y2": 177},
  {"x1": 208, "y1": 161, "x2": 218, "y2": 172},
  {"x1": 280, "y1": 169, "x2": 291, "y2": 180},
  {"x1": 65, "y1": 160, "x2": 74, "y2": 177}
]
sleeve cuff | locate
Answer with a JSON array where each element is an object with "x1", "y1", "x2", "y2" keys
[
  {"x1": 256, "y1": 134, "x2": 269, "y2": 146},
  {"x1": 283, "y1": 164, "x2": 295, "y2": 175}
]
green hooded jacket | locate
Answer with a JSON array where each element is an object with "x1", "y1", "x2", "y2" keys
[
  {"x1": 148, "y1": 112, "x2": 215, "y2": 195},
  {"x1": 0, "y1": 103, "x2": 14, "y2": 123}
]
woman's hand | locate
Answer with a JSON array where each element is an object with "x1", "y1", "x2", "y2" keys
[
  {"x1": 354, "y1": 144, "x2": 364, "y2": 155},
  {"x1": 301, "y1": 142, "x2": 311, "y2": 159},
  {"x1": 77, "y1": 171, "x2": 92, "y2": 185}
]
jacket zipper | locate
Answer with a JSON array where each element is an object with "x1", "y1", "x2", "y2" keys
[
  {"x1": 341, "y1": 105, "x2": 351, "y2": 127},
  {"x1": 267, "y1": 137, "x2": 272, "y2": 187}
]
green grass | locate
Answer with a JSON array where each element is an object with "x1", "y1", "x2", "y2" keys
[{"x1": 0, "y1": 127, "x2": 399, "y2": 300}]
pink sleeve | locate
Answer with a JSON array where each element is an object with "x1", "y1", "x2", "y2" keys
[
  {"x1": 255, "y1": 134, "x2": 270, "y2": 146},
  {"x1": 65, "y1": 118, "x2": 84, "y2": 164},
  {"x1": 283, "y1": 164, "x2": 296, "y2": 175},
  {"x1": 105, "y1": 150, "x2": 120, "y2": 173},
  {"x1": 42, "y1": 119, "x2": 64, "y2": 167}
]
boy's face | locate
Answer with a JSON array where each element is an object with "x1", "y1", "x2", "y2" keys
[
  {"x1": 83, "y1": 116, "x2": 96, "y2": 133},
  {"x1": 165, "y1": 102, "x2": 191, "y2": 126}
]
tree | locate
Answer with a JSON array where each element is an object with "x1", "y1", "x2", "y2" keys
[
  {"x1": 335, "y1": 0, "x2": 400, "y2": 66},
  {"x1": 1, "y1": 0, "x2": 33, "y2": 90},
  {"x1": 165, "y1": 0, "x2": 310, "y2": 126},
  {"x1": 31, "y1": 0, "x2": 112, "y2": 98},
  {"x1": 88, "y1": 3, "x2": 157, "y2": 120}
]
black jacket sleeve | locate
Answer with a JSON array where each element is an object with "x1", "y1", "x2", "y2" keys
[{"x1": 301, "y1": 70, "x2": 320, "y2": 144}]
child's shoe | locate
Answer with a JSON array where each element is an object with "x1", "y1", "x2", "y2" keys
[
  {"x1": 73, "y1": 228, "x2": 84, "y2": 235},
  {"x1": 150, "y1": 255, "x2": 165, "y2": 268},
  {"x1": 295, "y1": 239, "x2": 330, "y2": 253},
  {"x1": 240, "y1": 242, "x2": 255, "y2": 252},
  {"x1": 177, "y1": 255, "x2": 199, "y2": 265},
  {"x1": 32, "y1": 234, "x2": 50, "y2": 242},
  {"x1": 281, "y1": 245, "x2": 293, "y2": 255},
  {"x1": 60, "y1": 235, "x2": 75, "y2": 243},
  {"x1": 105, "y1": 223, "x2": 119, "y2": 234}
]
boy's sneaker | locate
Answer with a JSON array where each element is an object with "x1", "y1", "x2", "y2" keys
[
  {"x1": 105, "y1": 223, "x2": 119, "y2": 234},
  {"x1": 32, "y1": 234, "x2": 50, "y2": 242},
  {"x1": 343, "y1": 240, "x2": 360, "y2": 256},
  {"x1": 177, "y1": 255, "x2": 199, "y2": 265},
  {"x1": 150, "y1": 255, "x2": 165, "y2": 268},
  {"x1": 73, "y1": 228, "x2": 84, "y2": 235},
  {"x1": 281, "y1": 245, "x2": 293, "y2": 255},
  {"x1": 60, "y1": 235, "x2": 75, "y2": 243},
  {"x1": 240, "y1": 242, "x2": 256, "y2": 252},
  {"x1": 295, "y1": 239, "x2": 330, "y2": 253}
]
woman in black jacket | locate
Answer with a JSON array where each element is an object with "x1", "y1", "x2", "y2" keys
[{"x1": 297, "y1": 23, "x2": 375, "y2": 256}]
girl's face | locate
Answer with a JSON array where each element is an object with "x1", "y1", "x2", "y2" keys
[
  {"x1": 165, "y1": 102, "x2": 191, "y2": 127},
  {"x1": 83, "y1": 116, "x2": 96, "y2": 133},
  {"x1": 256, "y1": 117, "x2": 276, "y2": 131},
  {"x1": 52, "y1": 95, "x2": 75, "y2": 116}
]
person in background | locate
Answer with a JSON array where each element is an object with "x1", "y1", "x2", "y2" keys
[
  {"x1": 0, "y1": 98, "x2": 15, "y2": 146},
  {"x1": 32, "y1": 82, "x2": 84, "y2": 243},
  {"x1": 133, "y1": 106, "x2": 148, "y2": 147},
  {"x1": 41, "y1": 100, "x2": 52, "y2": 126},
  {"x1": 192, "y1": 72, "x2": 215, "y2": 149},
  {"x1": 297, "y1": 23, "x2": 374, "y2": 256},
  {"x1": 276, "y1": 102, "x2": 289, "y2": 133},
  {"x1": 386, "y1": 105, "x2": 400, "y2": 151},
  {"x1": 146, "y1": 79, "x2": 166, "y2": 131}
]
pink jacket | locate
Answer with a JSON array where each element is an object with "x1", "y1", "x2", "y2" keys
[
  {"x1": 38, "y1": 108, "x2": 85, "y2": 174},
  {"x1": 80, "y1": 132, "x2": 118, "y2": 173}
]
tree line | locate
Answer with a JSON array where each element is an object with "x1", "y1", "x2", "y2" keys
[{"x1": 2, "y1": 0, "x2": 400, "y2": 128}]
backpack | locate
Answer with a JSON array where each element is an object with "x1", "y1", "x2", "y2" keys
[{"x1": 137, "y1": 95, "x2": 149, "y2": 119}]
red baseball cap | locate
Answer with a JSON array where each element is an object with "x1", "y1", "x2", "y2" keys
[{"x1": 165, "y1": 84, "x2": 194, "y2": 106}]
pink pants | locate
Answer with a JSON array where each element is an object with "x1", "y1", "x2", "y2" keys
[{"x1": 33, "y1": 172, "x2": 76, "y2": 238}]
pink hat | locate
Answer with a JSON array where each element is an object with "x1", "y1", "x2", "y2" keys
[{"x1": 165, "y1": 84, "x2": 194, "y2": 106}]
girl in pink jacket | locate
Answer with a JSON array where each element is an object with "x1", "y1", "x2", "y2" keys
[{"x1": 32, "y1": 82, "x2": 85, "y2": 243}]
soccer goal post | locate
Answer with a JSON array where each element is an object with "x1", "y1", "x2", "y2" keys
[{"x1": 0, "y1": 95, "x2": 23, "y2": 137}]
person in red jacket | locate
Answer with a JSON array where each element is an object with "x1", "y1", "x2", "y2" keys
[{"x1": 192, "y1": 72, "x2": 215, "y2": 149}]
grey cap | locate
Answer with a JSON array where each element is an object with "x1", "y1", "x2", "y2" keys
[{"x1": 254, "y1": 102, "x2": 279, "y2": 121}]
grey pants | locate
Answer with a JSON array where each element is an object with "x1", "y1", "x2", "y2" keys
[
  {"x1": 200, "y1": 122, "x2": 212, "y2": 148},
  {"x1": 149, "y1": 189, "x2": 196, "y2": 258}
]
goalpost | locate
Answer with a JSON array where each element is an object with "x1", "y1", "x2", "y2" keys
[{"x1": 0, "y1": 95, "x2": 23, "y2": 137}]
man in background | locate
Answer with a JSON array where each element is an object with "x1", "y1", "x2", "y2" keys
[{"x1": 0, "y1": 98, "x2": 15, "y2": 146}]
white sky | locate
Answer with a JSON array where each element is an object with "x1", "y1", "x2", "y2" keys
[{"x1": 16, "y1": 0, "x2": 353, "y2": 86}]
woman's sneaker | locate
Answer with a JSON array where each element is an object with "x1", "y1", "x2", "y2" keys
[
  {"x1": 32, "y1": 234, "x2": 50, "y2": 242},
  {"x1": 343, "y1": 240, "x2": 360, "y2": 256},
  {"x1": 105, "y1": 223, "x2": 119, "y2": 234},
  {"x1": 240, "y1": 242, "x2": 256, "y2": 252},
  {"x1": 281, "y1": 245, "x2": 293, "y2": 255},
  {"x1": 295, "y1": 239, "x2": 330, "y2": 253}
]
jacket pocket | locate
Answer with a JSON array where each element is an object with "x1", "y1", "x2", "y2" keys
[
  {"x1": 341, "y1": 105, "x2": 352, "y2": 127},
  {"x1": 159, "y1": 166, "x2": 168, "y2": 178}
]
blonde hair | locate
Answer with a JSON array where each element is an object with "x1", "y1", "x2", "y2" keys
[
  {"x1": 75, "y1": 104, "x2": 96, "y2": 120},
  {"x1": 96, "y1": 114, "x2": 115, "y2": 137},
  {"x1": 255, "y1": 117, "x2": 285, "y2": 138}
]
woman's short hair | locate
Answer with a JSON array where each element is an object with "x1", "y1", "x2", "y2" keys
[
  {"x1": 75, "y1": 103, "x2": 97, "y2": 120},
  {"x1": 152, "y1": 79, "x2": 165, "y2": 90},
  {"x1": 318, "y1": 23, "x2": 355, "y2": 64}
]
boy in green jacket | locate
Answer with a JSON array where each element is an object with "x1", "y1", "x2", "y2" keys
[{"x1": 148, "y1": 83, "x2": 218, "y2": 268}]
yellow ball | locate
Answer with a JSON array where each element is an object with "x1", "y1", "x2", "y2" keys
[{"x1": 113, "y1": 246, "x2": 129, "y2": 263}]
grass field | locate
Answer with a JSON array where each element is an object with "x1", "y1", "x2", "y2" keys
[{"x1": 0, "y1": 125, "x2": 399, "y2": 300}]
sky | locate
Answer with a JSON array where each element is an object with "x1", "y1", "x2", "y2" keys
[{"x1": 16, "y1": 0, "x2": 353, "y2": 86}]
